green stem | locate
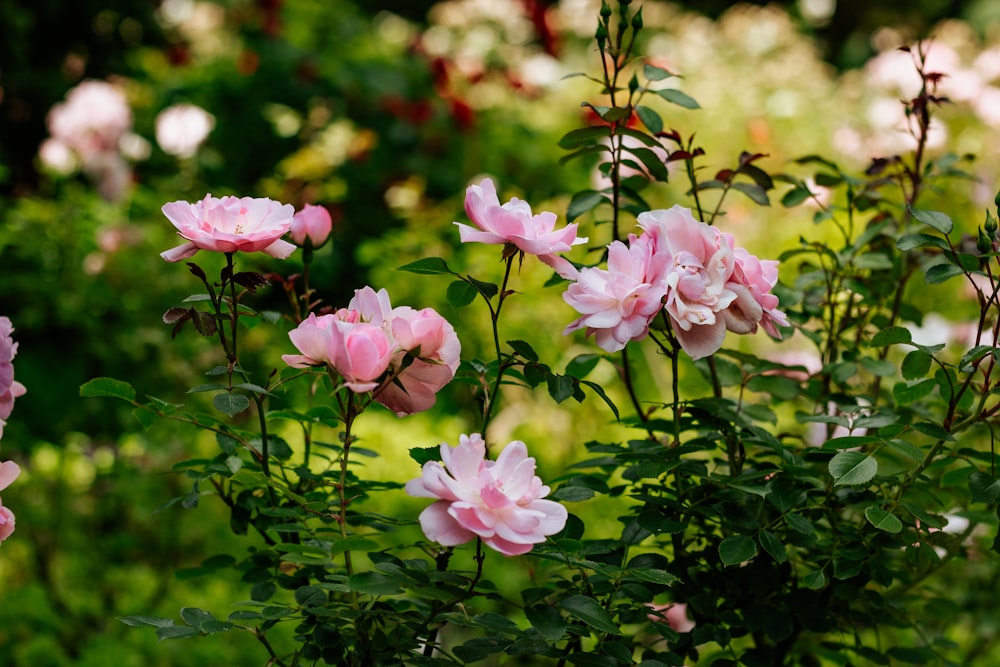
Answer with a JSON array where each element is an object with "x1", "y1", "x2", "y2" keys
[{"x1": 480, "y1": 254, "x2": 516, "y2": 438}]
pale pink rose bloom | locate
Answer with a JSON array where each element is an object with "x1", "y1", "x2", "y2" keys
[
  {"x1": 376, "y1": 307, "x2": 461, "y2": 416},
  {"x1": 405, "y1": 434, "x2": 567, "y2": 556},
  {"x1": 0, "y1": 318, "x2": 26, "y2": 440},
  {"x1": 562, "y1": 235, "x2": 667, "y2": 352},
  {"x1": 155, "y1": 103, "x2": 215, "y2": 159},
  {"x1": 38, "y1": 138, "x2": 79, "y2": 174},
  {"x1": 647, "y1": 602, "x2": 696, "y2": 633},
  {"x1": 282, "y1": 314, "x2": 393, "y2": 392},
  {"x1": 0, "y1": 461, "x2": 20, "y2": 543},
  {"x1": 46, "y1": 80, "x2": 132, "y2": 161},
  {"x1": 348, "y1": 286, "x2": 394, "y2": 326},
  {"x1": 160, "y1": 194, "x2": 296, "y2": 262},
  {"x1": 290, "y1": 204, "x2": 333, "y2": 247},
  {"x1": 639, "y1": 207, "x2": 739, "y2": 360},
  {"x1": 727, "y1": 246, "x2": 787, "y2": 337},
  {"x1": 456, "y1": 178, "x2": 588, "y2": 259},
  {"x1": 281, "y1": 313, "x2": 341, "y2": 368}
]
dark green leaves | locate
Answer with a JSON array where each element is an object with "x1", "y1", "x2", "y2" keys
[
  {"x1": 559, "y1": 595, "x2": 621, "y2": 635},
  {"x1": 829, "y1": 451, "x2": 878, "y2": 486},
  {"x1": 80, "y1": 377, "x2": 136, "y2": 402},
  {"x1": 719, "y1": 535, "x2": 758, "y2": 566}
]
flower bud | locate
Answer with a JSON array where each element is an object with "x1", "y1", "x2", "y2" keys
[
  {"x1": 631, "y1": 7, "x2": 644, "y2": 30},
  {"x1": 986, "y1": 211, "x2": 998, "y2": 235},
  {"x1": 977, "y1": 228, "x2": 992, "y2": 254},
  {"x1": 599, "y1": 1, "x2": 612, "y2": 19},
  {"x1": 290, "y1": 204, "x2": 332, "y2": 248},
  {"x1": 595, "y1": 23, "x2": 608, "y2": 49}
]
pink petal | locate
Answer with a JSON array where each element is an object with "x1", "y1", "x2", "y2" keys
[
  {"x1": 0, "y1": 461, "x2": 19, "y2": 492},
  {"x1": 419, "y1": 501, "x2": 474, "y2": 546},
  {"x1": 160, "y1": 242, "x2": 199, "y2": 262}
]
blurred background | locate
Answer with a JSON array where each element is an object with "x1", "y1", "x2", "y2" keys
[{"x1": 2, "y1": 0, "x2": 1000, "y2": 664}]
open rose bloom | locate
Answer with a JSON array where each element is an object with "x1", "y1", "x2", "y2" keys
[
  {"x1": 282, "y1": 287, "x2": 460, "y2": 416},
  {"x1": 160, "y1": 194, "x2": 297, "y2": 262},
  {"x1": 562, "y1": 205, "x2": 787, "y2": 359},
  {"x1": 0, "y1": 460, "x2": 20, "y2": 542},
  {"x1": 405, "y1": 434, "x2": 567, "y2": 556},
  {"x1": 0, "y1": 317, "x2": 26, "y2": 441}
]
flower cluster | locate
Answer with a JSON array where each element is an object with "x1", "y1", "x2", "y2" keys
[
  {"x1": 405, "y1": 433, "x2": 567, "y2": 556},
  {"x1": 562, "y1": 205, "x2": 787, "y2": 359},
  {"x1": 0, "y1": 461, "x2": 19, "y2": 544},
  {"x1": 160, "y1": 194, "x2": 297, "y2": 262},
  {"x1": 0, "y1": 318, "x2": 26, "y2": 441},
  {"x1": 40, "y1": 80, "x2": 144, "y2": 201},
  {"x1": 283, "y1": 287, "x2": 460, "y2": 416}
]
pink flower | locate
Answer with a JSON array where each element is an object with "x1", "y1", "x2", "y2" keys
[
  {"x1": 46, "y1": 80, "x2": 132, "y2": 161},
  {"x1": 0, "y1": 460, "x2": 20, "y2": 543},
  {"x1": 647, "y1": 602, "x2": 696, "y2": 633},
  {"x1": 728, "y1": 247, "x2": 788, "y2": 337},
  {"x1": 562, "y1": 235, "x2": 667, "y2": 352},
  {"x1": 160, "y1": 194, "x2": 297, "y2": 262},
  {"x1": 638, "y1": 207, "x2": 739, "y2": 360},
  {"x1": 155, "y1": 103, "x2": 215, "y2": 159},
  {"x1": 290, "y1": 204, "x2": 333, "y2": 248},
  {"x1": 456, "y1": 178, "x2": 587, "y2": 259},
  {"x1": 0, "y1": 318, "x2": 26, "y2": 441},
  {"x1": 405, "y1": 434, "x2": 567, "y2": 556},
  {"x1": 282, "y1": 313, "x2": 394, "y2": 392},
  {"x1": 376, "y1": 307, "x2": 461, "y2": 416}
]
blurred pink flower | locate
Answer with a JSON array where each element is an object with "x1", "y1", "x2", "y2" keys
[
  {"x1": 160, "y1": 194, "x2": 296, "y2": 262},
  {"x1": 155, "y1": 103, "x2": 215, "y2": 159},
  {"x1": 405, "y1": 434, "x2": 567, "y2": 556},
  {"x1": 46, "y1": 80, "x2": 132, "y2": 161},
  {"x1": 562, "y1": 235, "x2": 667, "y2": 352},
  {"x1": 0, "y1": 460, "x2": 20, "y2": 543},
  {"x1": 647, "y1": 602, "x2": 696, "y2": 633},
  {"x1": 456, "y1": 178, "x2": 587, "y2": 259},
  {"x1": 290, "y1": 204, "x2": 333, "y2": 248},
  {"x1": 0, "y1": 318, "x2": 26, "y2": 441},
  {"x1": 639, "y1": 206, "x2": 738, "y2": 359}
]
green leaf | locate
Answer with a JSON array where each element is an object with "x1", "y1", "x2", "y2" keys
[
  {"x1": 118, "y1": 615, "x2": 176, "y2": 628},
  {"x1": 643, "y1": 63, "x2": 673, "y2": 81},
  {"x1": 635, "y1": 105, "x2": 663, "y2": 134},
  {"x1": 801, "y1": 570, "x2": 826, "y2": 590},
  {"x1": 547, "y1": 374, "x2": 576, "y2": 403},
  {"x1": 829, "y1": 451, "x2": 878, "y2": 486},
  {"x1": 781, "y1": 186, "x2": 811, "y2": 207},
  {"x1": 969, "y1": 471, "x2": 1000, "y2": 503},
  {"x1": 731, "y1": 182, "x2": 770, "y2": 206},
  {"x1": 565, "y1": 354, "x2": 600, "y2": 379},
  {"x1": 525, "y1": 604, "x2": 566, "y2": 642},
  {"x1": 558, "y1": 126, "x2": 610, "y2": 149},
  {"x1": 156, "y1": 626, "x2": 200, "y2": 640},
  {"x1": 901, "y1": 350, "x2": 933, "y2": 380},
  {"x1": 924, "y1": 262, "x2": 965, "y2": 284},
  {"x1": 719, "y1": 535, "x2": 758, "y2": 566},
  {"x1": 396, "y1": 257, "x2": 454, "y2": 275},
  {"x1": 559, "y1": 594, "x2": 621, "y2": 635},
  {"x1": 909, "y1": 207, "x2": 953, "y2": 234},
  {"x1": 897, "y1": 232, "x2": 950, "y2": 251},
  {"x1": 508, "y1": 339, "x2": 539, "y2": 362},
  {"x1": 213, "y1": 393, "x2": 250, "y2": 417},
  {"x1": 892, "y1": 379, "x2": 936, "y2": 405},
  {"x1": 865, "y1": 506, "x2": 903, "y2": 533},
  {"x1": 853, "y1": 252, "x2": 894, "y2": 270},
  {"x1": 758, "y1": 531, "x2": 787, "y2": 563},
  {"x1": 446, "y1": 280, "x2": 478, "y2": 309},
  {"x1": 348, "y1": 572, "x2": 403, "y2": 595},
  {"x1": 409, "y1": 446, "x2": 441, "y2": 466},
  {"x1": 567, "y1": 190, "x2": 607, "y2": 222},
  {"x1": 870, "y1": 326, "x2": 911, "y2": 347},
  {"x1": 80, "y1": 377, "x2": 136, "y2": 402},
  {"x1": 654, "y1": 87, "x2": 700, "y2": 109}
]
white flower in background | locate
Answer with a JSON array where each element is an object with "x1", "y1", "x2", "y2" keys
[{"x1": 155, "y1": 103, "x2": 215, "y2": 159}]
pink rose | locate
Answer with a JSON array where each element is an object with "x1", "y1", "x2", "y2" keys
[
  {"x1": 456, "y1": 178, "x2": 588, "y2": 259},
  {"x1": 405, "y1": 434, "x2": 567, "y2": 556},
  {"x1": 0, "y1": 460, "x2": 20, "y2": 543},
  {"x1": 638, "y1": 207, "x2": 739, "y2": 360},
  {"x1": 282, "y1": 313, "x2": 394, "y2": 392},
  {"x1": 290, "y1": 204, "x2": 333, "y2": 248},
  {"x1": 0, "y1": 318, "x2": 26, "y2": 440},
  {"x1": 727, "y1": 247, "x2": 788, "y2": 338},
  {"x1": 647, "y1": 602, "x2": 696, "y2": 633},
  {"x1": 155, "y1": 103, "x2": 215, "y2": 159},
  {"x1": 160, "y1": 194, "x2": 297, "y2": 262},
  {"x1": 46, "y1": 80, "x2": 132, "y2": 161},
  {"x1": 562, "y1": 235, "x2": 668, "y2": 352},
  {"x1": 376, "y1": 307, "x2": 461, "y2": 416}
]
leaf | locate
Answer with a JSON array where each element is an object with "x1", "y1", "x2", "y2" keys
[
  {"x1": 565, "y1": 354, "x2": 600, "y2": 379},
  {"x1": 80, "y1": 377, "x2": 136, "y2": 402},
  {"x1": 969, "y1": 471, "x2": 1000, "y2": 503},
  {"x1": 781, "y1": 187, "x2": 811, "y2": 207},
  {"x1": 865, "y1": 506, "x2": 903, "y2": 533},
  {"x1": 758, "y1": 531, "x2": 787, "y2": 563},
  {"x1": 909, "y1": 207, "x2": 953, "y2": 234},
  {"x1": 635, "y1": 105, "x2": 663, "y2": 134},
  {"x1": 567, "y1": 190, "x2": 607, "y2": 222},
  {"x1": 156, "y1": 626, "x2": 200, "y2": 640},
  {"x1": 409, "y1": 446, "x2": 441, "y2": 466},
  {"x1": 213, "y1": 393, "x2": 251, "y2": 416},
  {"x1": 118, "y1": 615, "x2": 176, "y2": 628},
  {"x1": 892, "y1": 379, "x2": 936, "y2": 405},
  {"x1": 829, "y1": 451, "x2": 878, "y2": 486},
  {"x1": 508, "y1": 339, "x2": 539, "y2": 362},
  {"x1": 643, "y1": 63, "x2": 674, "y2": 81},
  {"x1": 525, "y1": 604, "x2": 566, "y2": 642},
  {"x1": 924, "y1": 262, "x2": 965, "y2": 285},
  {"x1": 901, "y1": 350, "x2": 933, "y2": 380},
  {"x1": 719, "y1": 535, "x2": 758, "y2": 566},
  {"x1": 870, "y1": 326, "x2": 912, "y2": 347},
  {"x1": 801, "y1": 570, "x2": 826, "y2": 590},
  {"x1": 559, "y1": 594, "x2": 621, "y2": 635},
  {"x1": 547, "y1": 374, "x2": 576, "y2": 403},
  {"x1": 731, "y1": 182, "x2": 770, "y2": 206},
  {"x1": 654, "y1": 87, "x2": 700, "y2": 109},
  {"x1": 396, "y1": 257, "x2": 454, "y2": 275},
  {"x1": 558, "y1": 126, "x2": 610, "y2": 150},
  {"x1": 446, "y1": 280, "x2": 478, "y2": 309}
]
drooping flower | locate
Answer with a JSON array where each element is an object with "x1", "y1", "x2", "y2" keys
[
  {"x1": 155, "y1": 103, "x2": 215, "y2": 159},
  {"x1": 160, "y1": 194, "x2": 297, "y2": 262},
  {"x1": 0, "y1": 460, "x2": 20, "y2": 543},
  {"x1": 0, "y1": 318, "x2": 26, "y2": 441},
  {"x1": 290, "y1": 204, "x2": 333, "y2": 248},
  {"x1": 456, "y1": 177, "x2": 587, "y2": 260},
  {"x1": 562, "y1": 235, "x2": 667, "y2": 352},
  {"x1": 405, "y1": 434, "x2": 567, "y2": 556}
]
